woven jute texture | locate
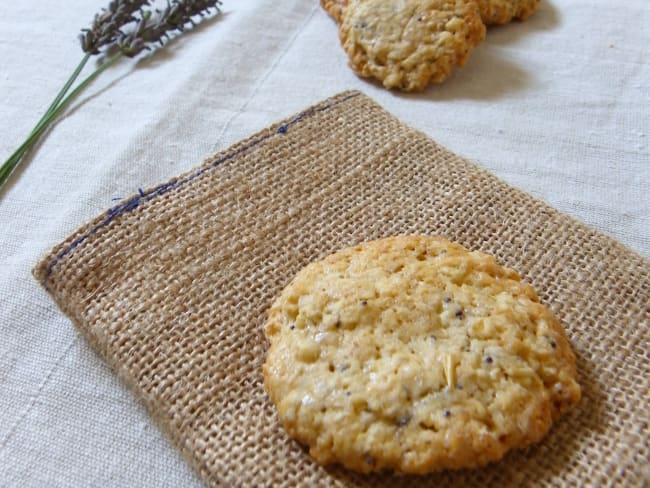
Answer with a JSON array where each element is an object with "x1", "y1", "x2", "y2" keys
[{"x1": 34, "y1": 91, "x2": 649, "y2": 487}]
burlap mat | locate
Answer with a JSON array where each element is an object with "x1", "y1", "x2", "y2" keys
[{"x1": 34, "y1": 91, "x2": 649, "y2": 487}]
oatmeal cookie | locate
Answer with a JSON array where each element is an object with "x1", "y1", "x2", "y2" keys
[
  {"x1": 263, "y1": 235, "x2": 580, "y2": 474},
  {"x1": 338, "y1": 0, "x2": 486, "y2": 91}
]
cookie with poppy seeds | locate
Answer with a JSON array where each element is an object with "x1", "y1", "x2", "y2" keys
[
  {"x1": 263, "y1": 235, "x2": 581, "y2": 474},
  {"x1": 337, "y1": 0, "x2": 486, "y2": 91}
]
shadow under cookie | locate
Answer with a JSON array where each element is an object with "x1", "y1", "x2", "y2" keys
[{"x1": 391, "y1": 43, "x2": 533, "y2": 101}]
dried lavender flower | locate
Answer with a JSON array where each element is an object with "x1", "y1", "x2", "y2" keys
[
  {"x1": 80, "y1": 0, "x2": 152, "y2": 54},
  {"x1": 118, "y1": 0, "x2": 222, "y2": 57}
]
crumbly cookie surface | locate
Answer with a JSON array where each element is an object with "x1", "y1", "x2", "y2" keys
[
  {"x1": 338, "y1": 0, "x2": 486, "y2": 91},
  {"x1": 321, "y1": 0, "x2": 348, "y2": 23},
  {"x1": 263, "y1": 235, "x2": 580, "y2": 474},
  {"x1": 475, "y1": 0, "x2": 541, "y2": 24}
]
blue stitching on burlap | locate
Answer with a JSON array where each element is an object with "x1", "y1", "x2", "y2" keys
[{"x1": 44, "y1": 92, "x2": 361, "y2": 284}]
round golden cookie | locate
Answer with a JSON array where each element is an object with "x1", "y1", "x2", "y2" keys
[
  {"x1": 338, "y1": 0, "x2": 486, "y2": 91},
  {"x1": 475, "y1": 0, "x2": 541, "y2": 25},
  {"x1": 263, "y1": 235, "x2": 581, "y2": 474},
  {"x1": 321, "y1": 0, "x2": 348, "y2": 23}
]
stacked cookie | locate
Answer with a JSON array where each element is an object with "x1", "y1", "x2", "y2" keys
[{"x1": 322, "y1": 0, "x2": 541, "y2": 91}]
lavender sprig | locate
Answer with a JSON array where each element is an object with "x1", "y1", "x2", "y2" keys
[
  {"x1": 30, "y1": 0, "x2": 152, "y2": 139},
  {"x1": 0, "y1": 0, "x2": 222, "y2": 191},
  {"x1": 80, "y1": 0, "x2": 152, "y2": 54},
  {"x1": 119, "y1": 0, "x2": 221, "y2": 57}
]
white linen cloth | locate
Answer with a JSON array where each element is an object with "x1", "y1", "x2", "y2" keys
[{"x1": 0, "y1": 0, "x2": 648, "y2": 485}]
